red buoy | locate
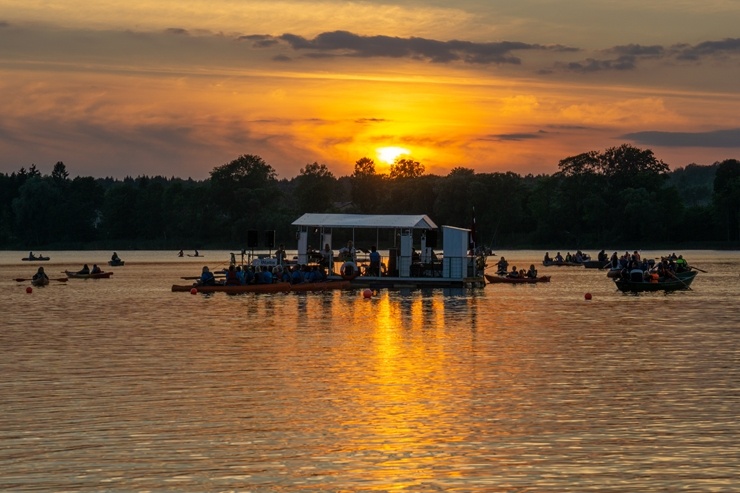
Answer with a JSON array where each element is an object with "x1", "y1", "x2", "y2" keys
[
  {"x1": 26, "y1": 286, "x2": 33, "y2": 294},
  {"x1": 584, "y1": 293, "x2": 592, "y2": 300},
  {"x1": 190, "y1": 287, "x2": 198, "y2": 295}
]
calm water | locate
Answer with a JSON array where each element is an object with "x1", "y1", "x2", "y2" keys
[{"x1": 1, "y1": 250, "x2": 738, "y2": 492}]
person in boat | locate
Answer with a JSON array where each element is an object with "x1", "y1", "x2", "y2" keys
[
  {"x1": 194, "y1": 249, "x2": 200, "y2": 257},
  {"x1": 178, "y1": 250, "x2": 184, "y2": 257},
  {"x1": 257, "y1": 266, "x2": 273, "y2": 284},
  {"x1": 320, "y1": 243, "x2": 333, "y2": 272},
  {"x1": 554, "y1": 252, "x2": 564, "y2": 262},
  {"x1": 675, "y1": 255, "x2": 688, "y2": 272},
  {"x1": 77, "y1": 264, "x2": 90, "y2": 275},
  {"x1": 224, "y1": 264, "x2": 240, "y2": 286},
  {"x1": 275, "y1": 244, "x2": 287, "y2": 265},
  {"x1": 507, "y1": 266, "x2": 520, "y2": 278},
  {"x1": 291, "y1": 265, "x2": 305, "y2": 284},
  {"x1": 339, "y1": 240, "x2": 356, "y2": 262},
  {"x1": 598, "y1": 250, "x2": 608, "y2": 263},
  {"x1": 496, "y1": 256, "x2": 509, "y2": 274},
  {"x1": 111, "y1": 252, "x2": 121, "y2": 262},
  {"x1": 28, "y1": 251, "x2": 36, "y2": 260},
  {"x1": 33, "y1": 266, "x2": 49, "y2": 283},
  {"x1": 196, "y1": 266, "x2": 216, "y2": 286},
  {"x1": 543, "y1": 252, "x2": 552, "y2": 263},
  {"x1": 368, "y1": 245, "x2": 381, "y2": 276},
  {"x1": 91, "y1": 264, "x2": 102, "y2": 274},
  {"x1": 526, "y1": 264, "x2": 538, "y2": 278}
]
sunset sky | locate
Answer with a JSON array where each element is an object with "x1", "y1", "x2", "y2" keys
[{"x1": 1, "y1": 0, "x2": 739, "y2": 179}]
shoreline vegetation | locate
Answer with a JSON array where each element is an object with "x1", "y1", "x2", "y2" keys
[{"x1": 2, "y1": 146, "x2": 739, "y2": 251}]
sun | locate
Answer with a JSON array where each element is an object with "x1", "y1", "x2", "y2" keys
[{"x1": 377, "y1": 146, "x2": 410, "y2": 165}]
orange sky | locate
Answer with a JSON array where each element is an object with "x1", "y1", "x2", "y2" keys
[{"x1": 1, "y1": 1, "x2": 739, "y2": 179}]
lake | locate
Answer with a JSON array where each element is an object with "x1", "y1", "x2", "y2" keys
[{"x1": 1, "y1": 249, "x2": 738, "y2": 492}]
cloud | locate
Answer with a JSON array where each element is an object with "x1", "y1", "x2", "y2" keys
[
  {"x1": 673, "y1": 37, "x2": 740, "y2": 60},
  {"x1": 621, "y1": 128, "x2": 740, "y2": 148},
  {"x1": 485, "y1": 131, "x2": 546, "y2": 142},
  {"x1": 550, "y1": 38, "x2": 740, "y2": 73},
  {"x1": 242, "y1": 30, "x2": 577, "y2": 65}
]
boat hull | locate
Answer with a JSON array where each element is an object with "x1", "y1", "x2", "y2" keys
[
  {"x1": 614, "y1": 271, "x2": 697, "y2": 292},
  {"x1": 31, "y1": 277, "x2": 50, "y2": 286},
  {"x1": 172, "y1": 280, "x2": 351, "y2": 294},
  {"x1": 108, "y1": 260, "x2": 125, "y2": 266},
  {"x1": 65, "y1": 271, "x2": 113, "y2": 279},
  {"x1": 22, "y1": 257, "x2": 50, "y2": 261},
  {"x1": 485, "y1": 274, "x2": 550, "y2": 284},
  {"x1": 542, "y1": 261, "x2": 582, "y2": 267}
]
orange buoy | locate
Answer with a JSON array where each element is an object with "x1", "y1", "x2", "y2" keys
[
  {"x1": 190, "y1": 287, "x2": 198, "y2": 295},
  {"x1": 363, "y1": 288, "x2": 372, "y2": 299}
]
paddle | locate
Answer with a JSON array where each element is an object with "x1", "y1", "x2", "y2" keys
[
  {"x1": 688, "y1": 265, "x2": 708, "y2": 273},
  {"x1": 14, "y1": 277, "x2": 68, "y2": 282}
]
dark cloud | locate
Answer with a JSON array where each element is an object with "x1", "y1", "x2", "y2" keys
[
  {"x1": 621, "y1": 128, "x2": 740, "y2": 148},
  {"x1": 673, "y1": 37, "x2": 740, "y2": 60},
  {"x1": 551, "y1": 38, "x2": 740, "y2": 73},
  {"x1": 487, "y1": 132, "x2": 545, "y2": 142},
  {"x1": 558, "y1": 55, "x2": 637, "y2": 73},
  {"x1": 244, "y1": 30, "x2": 577, "y2": 65},
  {"x1": 165, "y1": 28, "x2": 189, "y2": 36}
]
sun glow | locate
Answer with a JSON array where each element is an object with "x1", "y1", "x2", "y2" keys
[{"x1": 377, "y1": 146, "x2": 410, "y2": 165}]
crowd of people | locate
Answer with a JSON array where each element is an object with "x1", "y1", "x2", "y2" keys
[{"x1": 609, "y1": 251, "x2": 692, "y2": 282}]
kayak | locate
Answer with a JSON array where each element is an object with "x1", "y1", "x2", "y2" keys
[
  {"x1": 172, "y1": 280, "x2": 352, "y2": 294},
  {"x1": 485, "y1": 274, "x2": 551, "y2": 284},
  {"x1": 31, "y1": 277, "x2": 50, "y2": 286},
  {"x1": 108, "y1": 260, "x2": 125, "y2": 266},
  {"x1": 22, "y1": 256, "x2": 50, "y2": 261},
  {"x1": 65, "y1": 271, "x2": 113, "y2": 279}
]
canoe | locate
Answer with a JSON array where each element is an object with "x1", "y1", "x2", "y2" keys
[
  {"x1": 22, "y1": 257, "x2": 50, "y2": 261},
  {"x1": 172, "y1": 280, "x2": 352, "y2": 294},
  {"x1": 542, "y1": 260, "x2": 582, "y2": 267},
  {"x1": 65, "y1": 271, "x2": 113, "y2": 279},
  {"x1": 614, "y1": 271, "x2": 697, "y2": 293},
  {"x1": 108, "y1": 260, "x2": 125, "y2": 266},
  {"x1": 485, "y1": 274, "x2": 550, "y2": 284},
  {"x1": 31, "y1": 277, "x2": 50, "y2": 286}
]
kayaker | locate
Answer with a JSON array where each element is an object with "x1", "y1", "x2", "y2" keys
[
  {"x1": 507, "y1": 266, "x2": 520, "y2": 278},
  {"x1": 111, "y1": 252, "x2": 120, "y2": 262},
  {"x1": 526, "y1": 264, "x2": 538, "y2": 278},
  {"x1": 78, "y1": 264, "x2": 90, "y2": 275},
  {"x1": 91, "y1": 264, "x2": 102, "y2": 274},
  {"x1": 196, "y1": 266, "x2": 216, "y2": 286},
  {"x1": 32, "y1": 266, "x2": 49, "y2": 283}
]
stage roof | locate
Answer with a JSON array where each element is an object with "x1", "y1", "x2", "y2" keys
[{"x1": 292, "y1": 214, "x2": 438, "y2": 230}]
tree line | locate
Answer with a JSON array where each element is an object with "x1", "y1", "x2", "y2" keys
[{"x1": 1, "y1": 145, "x2": 738, "y2": 251}]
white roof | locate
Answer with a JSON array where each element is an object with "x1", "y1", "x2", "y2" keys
[{"x1": 292, "y1": 213, "x2": 437, "y2": 230}]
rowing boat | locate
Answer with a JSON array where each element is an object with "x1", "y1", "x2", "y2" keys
[
  {"x1": 542, "y1": 260, "x2": 582, "y2": 267},
  {"x1": 485, "y1": 274, "x2": 551, "y2": 284},
  {"x1": 614, "y1": 270, "x2": 697, "y2": 293},
  {"x1": 65, "y1": 271, "x2": 114, "y2": 279},
  {"x1": 171, "y1": 280, "x2": 352, "y2": 294},
  {"x1": 31, "y1": 277, "x2": 50, "y2": 287}
]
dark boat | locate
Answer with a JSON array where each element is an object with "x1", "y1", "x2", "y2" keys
[
  {"x1": 22, "y1": 256, "x2": 50, "y2": 261},
  {"x1": 614, "y1": 271, "x2": 697, "y2": 293},
  {"x1": 108, "y1": 259, "x2": 125, "y2": 266},
  {"x1": 485, "y1": 274, "x2": 551, "y2": 284},
  {"x1": 582, "y1": 260, "x2": 609, "y2": 269},
  {"x1": 65, "y1": 271, "x2": 114, "y2": 279},
  {"x1": 542, "y1": 260, "x2": 581, "y2": 267}
]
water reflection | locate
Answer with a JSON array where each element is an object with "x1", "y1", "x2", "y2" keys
[{"x1": 0, "y1": 251, "x2": 738, "y2": 491}]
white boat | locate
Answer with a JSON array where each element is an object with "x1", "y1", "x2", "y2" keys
[{"x1": 291, "y1": 213, "x2": 486, "y2": 289}]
